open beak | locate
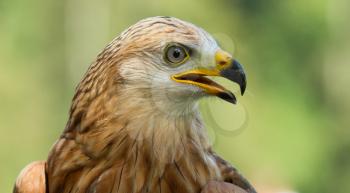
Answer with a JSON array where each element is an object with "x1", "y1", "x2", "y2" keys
[{"x1": 171, "y1": 50, "x2": 246, "y2": 104}]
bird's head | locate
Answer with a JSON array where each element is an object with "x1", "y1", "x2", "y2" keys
[{"x1": 76, "y1": 16, "x2": 246, "y2": 118}]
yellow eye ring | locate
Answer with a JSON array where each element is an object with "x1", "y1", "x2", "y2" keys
[{"x1": 164, "y1": 44, "x2": 190, "y2": 66}]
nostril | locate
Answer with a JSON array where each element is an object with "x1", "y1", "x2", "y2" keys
[{"x1": 218, "y1": 61, "x2": 227, "y2": 66}]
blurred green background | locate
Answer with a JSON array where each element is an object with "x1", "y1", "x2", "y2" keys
[{"x1": 1, "y1": 0, "x2": 349, "y2": 192}]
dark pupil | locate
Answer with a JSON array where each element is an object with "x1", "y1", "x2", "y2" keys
[{"x1": 173, "y1": 48, "x2": 181, "y2": 58}]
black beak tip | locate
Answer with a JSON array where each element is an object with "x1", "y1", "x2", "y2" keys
[
  {"x1": 217, "y1": 92, "x2": 237, "y2": 104},
  {"x1": 240, "y1": 73, "x2": 247, "y2": 96},
  {"x1": 220, "y1": 60, "x2": 247, "y2": 97},
  {"x1": 241, "y1": 87, "x2": 245, "y2": 96}
]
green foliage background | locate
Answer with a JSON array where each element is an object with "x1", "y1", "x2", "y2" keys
[{"x1": 1, "y1": 0, "x2": 349, "y2": 192}]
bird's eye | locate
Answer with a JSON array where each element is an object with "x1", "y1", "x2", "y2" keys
[{"x1": 165, "y1": 44, "x2": 189, "y2": 65}]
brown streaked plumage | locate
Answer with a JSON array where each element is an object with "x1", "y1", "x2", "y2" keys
[{"x1": 14, "y1": 16, "x2": 256, "y2": 193}]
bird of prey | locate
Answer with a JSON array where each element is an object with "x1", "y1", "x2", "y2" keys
[{"x1": 14, "y1": 16, "x2": 256, "y2": 193}]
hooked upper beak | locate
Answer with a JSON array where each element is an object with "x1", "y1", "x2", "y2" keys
[{"x1": 171, "y1": 50, "x2": 247, "y2": 104}]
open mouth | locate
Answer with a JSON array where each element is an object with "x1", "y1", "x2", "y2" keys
[
  {"x1": 173, "y1": 73, "x2": 226, "y2": 91},
  {"x1": 172, "y1": 72, "x2": 237, "y2": 104}
]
